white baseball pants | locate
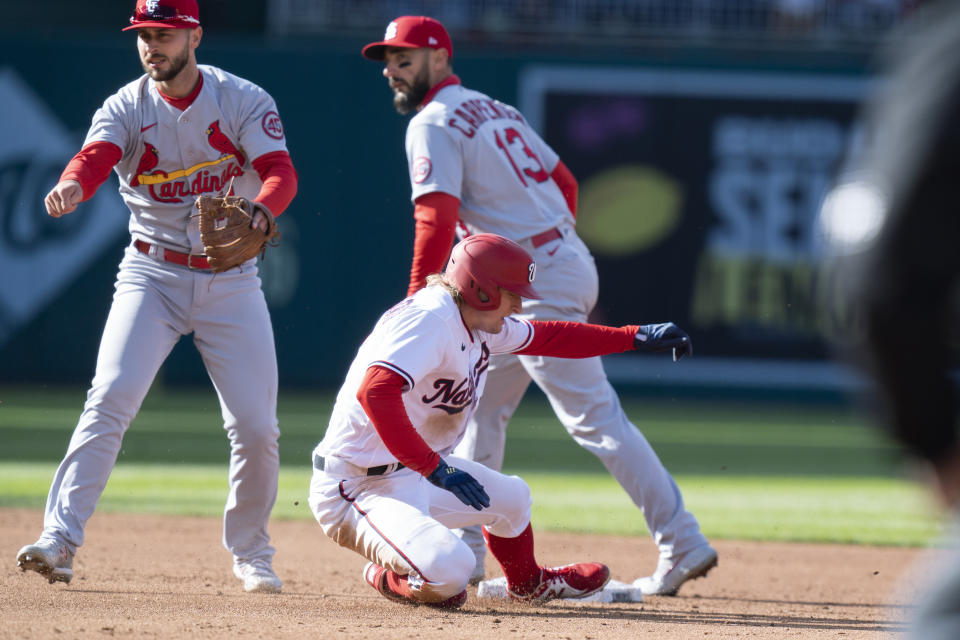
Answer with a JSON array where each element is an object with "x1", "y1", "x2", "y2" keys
[
  {"x1": 452, "y1": 224, "x2": 708, "y2": 559},
  {"x1": 309, "y1": 455, "x2": 532, "y2": 602},
  {"x1": 41, "y1": 246, "x2": 280, "y2": 565}
]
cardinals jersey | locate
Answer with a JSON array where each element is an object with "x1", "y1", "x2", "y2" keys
[
  {"x1": 316, "y1": 286, "x2": 535, "y2": 469},
  {"x1": 83, "y1": 65, "x2": 289, "y2": 253},
  {"x1": 405, "y1": 81, "x2": 571, "y2": 241}
]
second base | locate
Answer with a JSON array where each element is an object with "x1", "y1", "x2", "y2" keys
[{"x1": 476, "y1": 576, "x2": 643, "y2": 603}]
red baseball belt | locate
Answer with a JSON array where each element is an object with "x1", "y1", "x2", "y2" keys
[
  {"x1": 530, "y1": 227, "x2": 562, "y2": 248},
  {"x1": 134, "y1": 239, "x2": 211, "y2": 270}
]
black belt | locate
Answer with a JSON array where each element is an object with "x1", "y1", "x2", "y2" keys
[
  {"x1": 366, "y1": 462, "x2": 404, "y2": 475},
  {"x1": 314, "y1": 454, "x2": 405, "y2": 476}
]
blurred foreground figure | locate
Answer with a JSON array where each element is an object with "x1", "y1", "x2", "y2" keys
[{"x1": 828, "y1": 2, "x2": 960, "y2": 637}]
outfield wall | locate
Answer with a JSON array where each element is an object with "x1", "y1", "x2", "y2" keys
[{"x1": 0, "y1": 34, "x2": 872, "y2": 390}]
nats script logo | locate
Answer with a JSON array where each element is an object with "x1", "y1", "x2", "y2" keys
[
  {"x1": 130, "y1": 119, "x2": 246, "y2": 203},
  {"x1": 421, "y1": 343, "x2": 490, "y2": 414}
]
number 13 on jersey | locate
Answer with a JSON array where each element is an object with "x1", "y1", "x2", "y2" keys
[{"x1": 494, "y1": 126, "x2": 549, "y2": 187}]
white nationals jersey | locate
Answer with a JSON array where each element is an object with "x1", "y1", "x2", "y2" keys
[
  {"x1": 83, "y1": 65, "x2": 289, "y2": 253},
  {"x1": 406, "y1": 83, "x2": 572, "y2": 240},
  {"x1": 317, "y1": 286, "x2": 535, "y2": 469}
]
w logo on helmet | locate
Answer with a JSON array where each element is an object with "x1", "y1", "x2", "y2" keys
[{"x1": 444, "y1": 234, "x2": 542, "y2": 310}]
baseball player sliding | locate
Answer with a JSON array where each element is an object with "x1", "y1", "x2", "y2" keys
[
  {"x1": 16, "y1": 0, "x2": 297, "y2": 593},
  {"x1": 362, "y1": 16, "x2": 717, "y2": 595},
  {"x1": 309, "y1": 234, "x2": 694, "y2": 607}
]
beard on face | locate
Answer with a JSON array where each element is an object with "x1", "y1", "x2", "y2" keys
[
  {"x1": 142, "y1": 39, "x2": 190, "y2": 82},
  {"x1": 392, "y1": 66, "x2": 431, "y2": 115}
]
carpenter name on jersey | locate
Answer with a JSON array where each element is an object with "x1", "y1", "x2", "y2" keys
[
  {"x1": 404, "y1": 82, "x2": 571, "y2": 241},
  {"x1": 446, "y1": 98, "x2": 524, "y2": 138}
]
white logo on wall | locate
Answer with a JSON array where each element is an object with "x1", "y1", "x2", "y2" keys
[{"x1": 0, "y1": 68, "x2": 127, "y2": 346}]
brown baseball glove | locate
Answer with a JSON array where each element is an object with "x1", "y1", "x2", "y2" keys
[{"x1": 193, "y1": 195, "x2": 279, "y2": 273}]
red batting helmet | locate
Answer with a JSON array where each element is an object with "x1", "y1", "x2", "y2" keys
[{"x1": 445, "y1": 234, "x2": 542, "y2": 311}]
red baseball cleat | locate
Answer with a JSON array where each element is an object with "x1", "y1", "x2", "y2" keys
[
  {"x1": 507, "y1": 562, "x2": 611, "y2": 603},
  {"x1": 363, "y1": 562, "x2": 468, "y2": 609}
]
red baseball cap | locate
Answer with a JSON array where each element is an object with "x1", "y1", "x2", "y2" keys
[
  {"x1": 362, "y1": 16, "x2": 452, "y2": 61},
  {"x1": 123, "y1": 0, "x2": 200, "y2": 31}
]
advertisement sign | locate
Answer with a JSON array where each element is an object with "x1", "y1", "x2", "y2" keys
[{"x1": 520, "y1": 68, "x2": 870, "y2": 377}]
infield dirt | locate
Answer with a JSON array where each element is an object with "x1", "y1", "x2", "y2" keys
[{"x1": 1, "y1": 508, "x2": 932, "y2": 639}]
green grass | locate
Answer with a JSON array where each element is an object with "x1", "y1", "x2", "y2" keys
[
  {"x1": 0, "y1": 385, "x2": 946, "y2": 546},
  {"x1": 525, "y1": 473, "x2": 944, "y2": 545}
]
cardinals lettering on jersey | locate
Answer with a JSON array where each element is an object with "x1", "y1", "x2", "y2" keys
[{"x1": 130, "y1": 119, "x2": 247, "y2": 203}]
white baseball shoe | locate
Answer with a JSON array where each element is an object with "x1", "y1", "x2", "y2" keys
[
  {"x1": 233, "y1": 558, "x2": 282, "y2": 594},
  {"x1": 634, "y1": 545, "x2": 718, "y2": 596},
  {"x1": 507, "y1": 562, "x2": 611, "y2": 603},
  {"x1": 17, "y1": 538, "x2": 75, "y2": 584}
]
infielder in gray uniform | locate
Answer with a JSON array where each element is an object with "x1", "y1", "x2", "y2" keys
[
  {"x1": 362, "y1": 15, "x2": 717, "y2": 595},
  {"x1": 16, "y1": 0, "x2": 298, "y2": 593}
]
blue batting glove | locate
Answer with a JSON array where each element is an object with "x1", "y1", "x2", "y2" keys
[
  {"x1": 426, "y1": 459, "x2": 490, "y2": 511},
  {"x1": 634, "y1": 322, "x2": 693, "y2": 361}
]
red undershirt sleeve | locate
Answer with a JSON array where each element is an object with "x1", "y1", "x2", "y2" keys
[
  {"x1": 60, "y1": 141, "x2": 123, "y2": 202},
  {"x1": 409, "y1": 191, "x2": 460, "y2": 297},
  {"x1": 251, "y1": 150, "x2": 298, "y2": 216},
  {"x1": 550, "y1": 159, "x2": 578, "y2": 219},
  {"x1": 516, "y1": 321, "x2": 639, "y2": 358},
  {"x1": 356, "y1": 365, "x2": 441, "y2": 476}
]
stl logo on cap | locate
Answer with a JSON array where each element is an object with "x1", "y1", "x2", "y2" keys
[
  {"x1": 124, "y1": 0, "x2": 200, "y2": 31},
  {"x1": 384, "y1": 21, "x2": 398, "y2": 40},
  {"x1": 361, "y1": 16, "x2": 453, "y2": 61}
]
